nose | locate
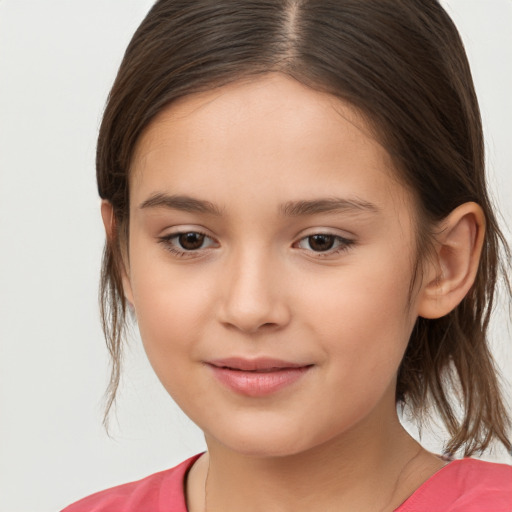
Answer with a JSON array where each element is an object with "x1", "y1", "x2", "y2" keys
[{"x1": 217, "y1": 247, "x2": 291, "y2": 334}]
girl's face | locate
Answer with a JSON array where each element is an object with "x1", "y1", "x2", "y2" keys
[{"x1": 124, "y1": 73, "x2": 425, "y2": 457}]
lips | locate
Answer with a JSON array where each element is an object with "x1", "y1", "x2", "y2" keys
[{"x1": 206, "y1": 357, "x2": 313, "y2": 397}]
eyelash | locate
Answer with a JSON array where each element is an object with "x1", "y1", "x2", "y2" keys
[
  {"x1": 157, "y1": 231, "x2": 355, "y2": 259},
  {"x1": 295, "y1": 234, "x2": 355, "y2": 256},
  {"x1": 158, "y1": 230, "x2": 217, "y2": 258}
]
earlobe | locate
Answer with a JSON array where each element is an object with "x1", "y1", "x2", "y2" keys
[
  {"x1": 417, "y1": 202, "x2": 485, "y2": 319},
  {"x1": 100, "y1": 200, "x2": 135, "y2": 307}
]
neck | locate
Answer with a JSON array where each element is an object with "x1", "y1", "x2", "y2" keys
[{"x1": 187, "y1": 412, "x2": 444, "y2": 512}]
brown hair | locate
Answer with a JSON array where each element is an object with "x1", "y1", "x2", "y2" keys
[{"x1": 97, "y1": 0, "x2": 511, "y2": 456}]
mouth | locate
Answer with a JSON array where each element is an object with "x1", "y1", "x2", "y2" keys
[{"x1": 205, "y1": 358, "x2": 313, "y2": 397}]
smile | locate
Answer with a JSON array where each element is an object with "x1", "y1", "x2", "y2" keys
[{"x1": 206, "y1": 358, "x2": 313, "y2": 397}]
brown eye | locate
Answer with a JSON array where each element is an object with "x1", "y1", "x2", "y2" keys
[
  {"x1": 307, "y1": 234, "x2": 336, "y2": 252},
  {"x1": 158, "y1": 230, "x2": 218, "y2": 258},
  {"x1": 295, "y1": 233, "x2": 354, "y2": 256},
  {"x1": 178, "y1": 232, "x2": 206, "y2": 250}
]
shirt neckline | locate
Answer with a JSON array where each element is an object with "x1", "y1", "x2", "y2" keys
[{"x1": 181, "y1": 455, "x2": 463, "y2": 512}]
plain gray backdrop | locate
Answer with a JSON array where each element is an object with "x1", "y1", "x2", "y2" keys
[{"x1": 0, "y1": 1, "x2": 511, "y2": 511}]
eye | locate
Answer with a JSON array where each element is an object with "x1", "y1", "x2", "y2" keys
[
  {"x1": 158, "y1": 230, "x2": 218, "y2": 257},
  {"x1": 295, "y1": 233, "x2": 354, "y2": 256},
  {"x1": 176, "y1": 232, "x2": 208, "y2": 250}
]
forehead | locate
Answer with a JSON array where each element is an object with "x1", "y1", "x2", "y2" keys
[{"x1": 129, "y1": 72, "x2": 412, "y2": 216}]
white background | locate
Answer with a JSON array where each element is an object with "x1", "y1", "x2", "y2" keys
[{"x1": 0, "y1": 1, "x2": 511, "y2": 511}]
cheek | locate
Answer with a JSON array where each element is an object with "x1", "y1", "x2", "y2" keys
[
  {"x1": 302, "y1": 248, "x2": 416, "y2": 376},
  {"x1": 127, "y1": 243, "x2": 214, "y2": 369},
  {"x1": 300, "y1": 261, "x2": 414, "y2": 431},
  {"x1": 129, "y1": 270, "x2": 214, "y2": 415}
]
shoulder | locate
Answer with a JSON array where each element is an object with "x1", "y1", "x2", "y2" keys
[
  {"x1": 397, "y1": 458, "x2": 512, "y2": 512},
  {"x1": 446, "y1": 458, "x2": 512, "y2": 486},
  {"x1": 60, "y1": 454, "x2": 202, "y2": 512}
]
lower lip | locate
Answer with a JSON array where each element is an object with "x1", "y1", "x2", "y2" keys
[{"x1": 207, "y1": 365, "x2": 311, "y2": 397}]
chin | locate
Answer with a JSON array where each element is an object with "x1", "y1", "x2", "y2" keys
[
  {"x1": 204, "y1": 417, "x2": 339, "y2": 459},
  {"x1": 219, "y1": 436, "x2": 308, "y2": 458}
]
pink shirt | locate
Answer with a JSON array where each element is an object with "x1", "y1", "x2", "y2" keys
[{"x1": 62, "y1": 455, "x2": 512, "y2": 511}]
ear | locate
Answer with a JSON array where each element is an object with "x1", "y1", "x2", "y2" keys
[
  {"x1": 100, "y1": 200, "x2": 135, "y2": 306},
  {"x1": 417, "y1": 202, "x2": 485, "y2": 319}
]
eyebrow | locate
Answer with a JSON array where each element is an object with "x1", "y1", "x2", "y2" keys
[
  {"x1": 280, "y1": 197, "x2": 380, "y2": 216},
  {"x1": 139, "y1": 193, "x2": 225, "y2": 216},
  {"x1": 139, "y1": 193, "x2": 379, "y2": 217}
]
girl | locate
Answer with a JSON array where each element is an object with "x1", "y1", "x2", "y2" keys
[{"x1": 62, "y1": 1, "x2": 512, "y2": 511}]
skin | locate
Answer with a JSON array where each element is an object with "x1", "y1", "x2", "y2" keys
[{"x1": 102, "y1": 72, "x2": 485, "y2": 512}]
